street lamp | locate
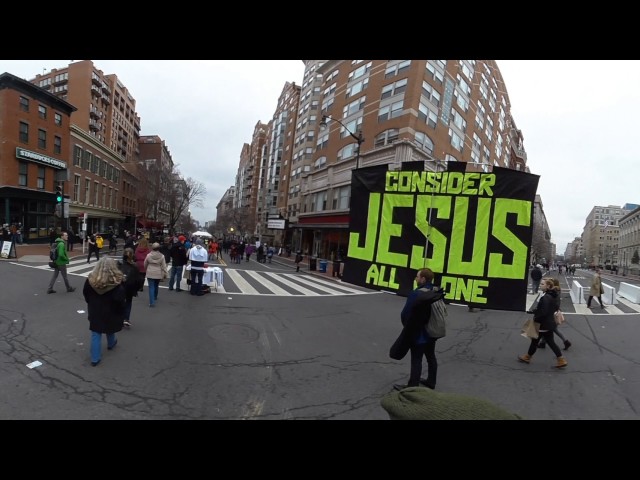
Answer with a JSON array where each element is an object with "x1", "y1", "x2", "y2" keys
[{"x1": 320, "y1": 115, "x2": 364, "y2": 169}]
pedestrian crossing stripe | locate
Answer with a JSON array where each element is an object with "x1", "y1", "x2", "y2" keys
[{"x1": 24, "y1": 258, "x2": 377, "y2": 297}]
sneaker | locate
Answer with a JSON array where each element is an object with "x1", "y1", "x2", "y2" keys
[
  {"x1": 168, "y1": 288, "x2": 174, "y2": 291},
  {"x1": 67, "y1": 287, "x2": 76, "y2": 292},
  {"x1": 563, "y1": 340, "x2": 572, "y2": 351},
  {"x1": 107, "y1": 340, "x2": 118, "y2": 351},
  {"x1": 91, "y1": 360, "x2": 101, "y2": 367},
  {"x1": 555, "y1": 357, "x2": 568, "y2": 368},
  {"x1": 518, "y1": 354, "x2": 531, "y2": 364},
  {"x1": 47, "y1": 289, "x2": 56, "y2": 294},
  {"x1": 123, "y1": 321, "x2": 131, "y2": 328}
]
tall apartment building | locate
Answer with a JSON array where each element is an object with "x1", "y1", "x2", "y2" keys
[
  {"x1": 30, "y1": 60, "x2": 142, "y2": 234},
  {"x1": 618, "y1": 205, "x2": 640, "y2": 274},
  {"x1": 564, "y1": 236, "x2": 585, "y2": 265},
  {"x1": 582, "y1": 205, "x2": 630, "y2": 267},
  {"x1": 0, "y1": 72, "x2": 76, "y2": 240},
  {"x1": 138, "y1": 135, "x2": 174, "y2": 229},
  {"x1": 287, "y1": 60, "x2": 529, "y2": 258}
]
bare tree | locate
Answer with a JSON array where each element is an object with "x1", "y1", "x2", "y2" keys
[
  {"x1": 166, "y1": 171, "x2": 206, "y2": 234},
  {"x1": 217, "y1": 207, "x2": 251, "y2": 239}
]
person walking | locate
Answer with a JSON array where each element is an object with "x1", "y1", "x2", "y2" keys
[
  {"x1": 67, "y1": 227, "x2": 75, "y2": 251},
  {"x1": 134, "y1": 237, "x2": 151, "y2": 292},
  {"x1": 518, "y1": 278, "x2": 568, "y2": 368},
  {"x1": 391, "y1": 268, "x2": 446, "y2": 391},
  {"x1": 587, "y1": 268, "x2": 605, "y2": 309},
  {"x1": 86, "y1": 232, "x2": 100, "y2": 263},
  {"x1": 144, "y1": 242, "x2": 168, "y2": 307},
  {"x1": 530, "y1": 264, "x2": 543, "y2": 294},
  {"x1": 47, "y1": 231, "x2": 76, "y2": 294},
  {"x1": 108, "y1": 232, "x2": 118, "y2": 255},
  {"x1": 169, "y1": 235, "x2": 188, "y2": 292},
  {"x1": 118, "y1": 247, "x2": 141, "y2": 328},
  {"x1": 187, "y1": 238, "x2": 208, "y2": 296},
  {"x1": 538, "y1": 278, "x2": 571, "y2": 351},
  {"x1": 82, "y1": 257, "x2": 126, "y2": 366}
]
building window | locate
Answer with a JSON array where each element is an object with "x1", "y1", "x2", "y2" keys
[
  {"x1": 94, "y1": 181, "x2": 99, "y2": 206},
  {"x1": 37, "y1": 166, "x2": 45, "y2": 189},
  {"x1": 83, "y1": 150, "x2": 92, "y2": 171},
  {"x1": 73, "y1": 175, "x2": 81, "y2": 202},
  {"x1": 348, "y1": 62, "x2": 372, "y2": 82},
  {"x1": 54, "y1": 136, "x2": 61, "y2": 154},
  {"x1": 414, "y1": 132, "x2": 434, "y2": 155},
  {"x1": 381, "y1": 78, "x2": 408, "y2": 99},
  {"x1": 378, "y1": 100, "x2": 404, "y2": 122},
  {"x1": 346, "y1": 78, "x2": 368, "y2": 98},
  {"x1": 337, "y1": 143, "x2": 357, "y2": 160},
  {"x1": 374, "y1": 129, "x2": 399, "y2": 147},
  {"x1": 54, "y1": 112, "x2": 62, "y2": 126},
  {"x1": 314, "y1": 156, "x2": 327, "y2": 170},
  {"x1": 449, "y1": 129, "x2": 464, "y2": 152},
  {"x1": 38, "y1": 129, "x2": 46, "y2": 149},
  {"x1": 316, "y1": 133, "x2": 329, "y2": 151},
  {"x1": 418, "y1": 102, "x2": 438, "y2": 129},
  {"x1": 19, "y1": 96, "x2": 29, "y2": 112},
  {"x1": 340, "y1": 117, "x2": 363, "y2": 139},
  {"x1": 73, "y1": 145, "x2": 82, "y2": 166},
  {"x1": 451, "y1": 109, "x2": 467, "y2": 132},
  {"x1": 84, "y1": 178, "x2": 91, "y2": 204},
  {"x1": 332, "y1": 185, "x2": 350, "y2": 210},
  {"x1": 38, "y1": 105, "x2": 47, "y2": 119},
  {"x1": 19, "y1": 122, "x2": 29, "y2": 143},
  {"x1": 109, "y1": 187, "x2": 114, "y2": 209},
  {"x1": 102, "y1": 184, "x2": 106, "y2": 208},
  {"x1": 385, "y1": 60, "x2": 411, "y2": 78},
  {"x1": 343, "y1": 97, "x2": 366, "y2": 117},
  {"x1": 18, "y1": 162, "x2": 28, "y2": 186},
  {"x1": 421, "y1": 81, "x2": 441, "y2": 107}
]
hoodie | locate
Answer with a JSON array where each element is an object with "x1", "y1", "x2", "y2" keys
[{"x1": 188, "y1": 245, "x2": 208, "y2": 270}]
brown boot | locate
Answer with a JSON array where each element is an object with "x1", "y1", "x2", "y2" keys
[
  {"x1": 555, "y1": 356, "x2": 568, "y2": 368},
  {"x1": 518, "y1": 354, "x2": 531, "y2": 364}
]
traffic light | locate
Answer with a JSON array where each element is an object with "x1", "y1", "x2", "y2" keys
[{"x1": 55, "y1": 182, "x2": 63, "y2": 203}]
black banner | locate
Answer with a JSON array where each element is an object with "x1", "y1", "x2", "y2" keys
[{"x1": 342, "y1": 162, "x2": 539, "y2": 311}]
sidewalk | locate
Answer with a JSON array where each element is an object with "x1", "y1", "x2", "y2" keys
[{"x1": 6, "y1": 241, "x2": 124, "y2": 263}]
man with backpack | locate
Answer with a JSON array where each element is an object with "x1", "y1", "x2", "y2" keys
[
  {"x1": 390, "y1": 268, "x2": 446, "y2": 391},
  {"x1": 47, "y1": 231, "x2": 76, "y2": 294}
]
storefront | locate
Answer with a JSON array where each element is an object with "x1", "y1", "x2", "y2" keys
[{"x1": 292, "y1": 213, "x2": 350, "y2": 260}]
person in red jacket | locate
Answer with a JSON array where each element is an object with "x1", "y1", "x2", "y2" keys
[{"x1": 134, "y1": 237, "x2": 151, "y2": 292}]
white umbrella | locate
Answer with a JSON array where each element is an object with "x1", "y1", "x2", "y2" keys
[{"x1": 192, "y1": 231, "x2": 212, "y2": 238}]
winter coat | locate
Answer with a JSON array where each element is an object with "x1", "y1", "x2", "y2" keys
[
  {"x1": 53, "y1": 237, "x2": 70, "y2": 266},
  {"x1": 144, "y1": 250, "x2": 168, "y2": 280},
  {"x1": 134, "y1": 247, "x2": 150, "y2": 273},
  {"x1": 83, "y1": 279, "x2": 126, "y2": 334},
  {"x1": 533, "y1": 288, "x2": 558, "y2": 331},
  {"x1": 169, "y1": 242, "x2": 188, "y2": 267},
  {"x1": 118, "y1": 260, "x2": 141, "y2": 300},
  {"x1": 590, "y1": 274, "x2": 602, "y2": 296}
]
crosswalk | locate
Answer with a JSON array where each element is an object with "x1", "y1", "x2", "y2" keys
[
  {"x1": 28, "y1": 256, "x2": 378, "y2": 297},
  {"x1": 526, "y1": 291, "x2": 640, "y2": 315}
]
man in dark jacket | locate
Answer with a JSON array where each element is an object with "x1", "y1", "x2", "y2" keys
[
  {"x1": 168, "y1": 235, "x2": 188, "y2": 292},
  {"x1": 391, "y1": 268, "x2": 446, "y2": 391},
  {"x1": 530, "y1": 264, "x2": 543, "y2": 294}
]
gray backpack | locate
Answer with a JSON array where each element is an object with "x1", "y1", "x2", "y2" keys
[{"x1": 420, "y1": 286, "x2": 447, "y2": 338}]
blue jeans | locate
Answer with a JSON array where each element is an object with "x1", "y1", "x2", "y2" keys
[
  {"x1": 169, "y1": 265, "x2": 183, "y2": 290},
  {"x1": 91, "y1": 331, "x2": 116, "y2": 363},
  {"x1": 148, "y1": 278, "x2": 160, "y2": 305}
]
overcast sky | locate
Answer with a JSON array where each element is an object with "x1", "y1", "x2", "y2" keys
[{"x1": 2, "y1": 60, "x2": 638, "y2": 253}]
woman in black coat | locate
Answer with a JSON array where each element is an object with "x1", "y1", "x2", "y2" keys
[
  {"x1": 518, "y1": 278, "x2": 568, "y2": 368},
  {"x1": 83, "y1": 257, "x2": 126, "y2": 366}
]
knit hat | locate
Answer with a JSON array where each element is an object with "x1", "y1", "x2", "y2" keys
[
  {"x1": 178, "y1": 235, "x2": 186, "y2": 242},
  {"x1": 195, "y1": 238, "x2": 203, "y2": 245},
  {"x1": 151, "y1": 242, "x2": 161, "y2": 250},
  {"x1": 380, "y1": 387, "x2": 523, "y2": 420}
]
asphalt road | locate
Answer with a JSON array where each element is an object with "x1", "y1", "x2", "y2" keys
[{"x1": 1, "y1": 259, "x2": 639, "y2": 419}]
